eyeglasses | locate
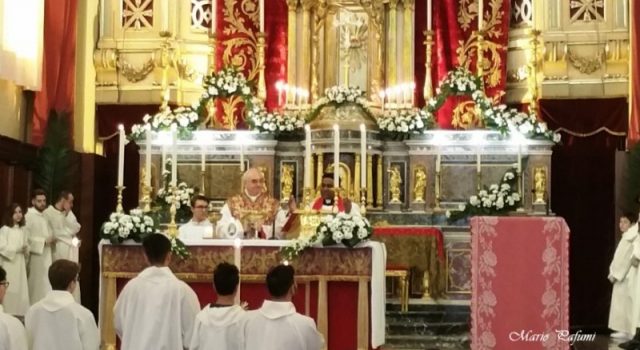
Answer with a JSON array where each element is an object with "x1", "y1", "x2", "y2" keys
[
  {"x1": 194, "y1": 205, "x2": 208, "y2": 209},
  {"x1": 0, "y1": 281, "x2": 9, "y2": 287}
]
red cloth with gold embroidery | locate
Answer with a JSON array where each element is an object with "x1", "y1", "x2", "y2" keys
[{"x1": 227, "y1": 193, "x2": 279, "y2": 224}]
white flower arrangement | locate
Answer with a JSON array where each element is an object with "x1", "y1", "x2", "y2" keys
[
  {"x1": 201, "y1": 67, "x2": 252, "y2": 99},
  {"x1": 308, "y1": 85, "x2": 371, "y2": 121},
  {"x1": 280, "y1": 213, "x2": 373, "y2": 260},
  {"x1": 130, "y1": 106, "x2": 201, "y2": 141},
  {"x1": 156, "y1": 182, "x2": 194, "y2": 210},
  {"x1": 427, "y1": 66, "x2": 561, "y2": 143},
  {"x1": 447, "y1": 168, "x2": 522, "y2": 223},
  {"x1": 100, "y1": 209, "x2": 155, "y2": 244},
  {"x1": 246, "y1": 102, "x2": 304, "y2": 135},
  {"x1": 377, "y1": 109, "x2": 435, "y2": 138}
]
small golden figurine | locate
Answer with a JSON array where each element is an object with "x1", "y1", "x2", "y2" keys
[
  {"x1": 533, "y1": 167, "x2": 546, "y2": 204},
  {"x1": 413, "y1": 167, "x2": 426, "y2": 203},
  {"x1": 280, "y1": 164, "x2": 294, "y2": 202},
  {"x1": 388, "y1": 165, "x2": 402, "y2": 204}
]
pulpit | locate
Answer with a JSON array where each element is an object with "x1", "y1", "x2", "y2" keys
[{"x1": 99, "y1": 240, "x2": 386, "y2": 350}]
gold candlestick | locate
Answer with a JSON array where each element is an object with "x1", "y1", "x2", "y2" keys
[
  {"x1": 527, "y1": 29, "x2": 541, "y2": 116},
  {"x1": 141, "y1": 185, "x2": 152, "y2": 213},
  {"x1": 200, "y1": 170, "x2": 206, "y2": 194},
  {"x1": 360, "y1": 188, "x2": 367, "y2": 215},
  {"x1": 303, "y1": 187, "x2": 314, "y2": 210},
  {"x1": 476, "y1": 30, "x2": 485, "y2": 90},
  {"x1": 256, "y1": 33, "x2": 267, "y2": 101},
  {"x1": 207, "y1": 32, "x2": 217, "y2": 74},
  {"x1": 167, "y1": 184, "x2": 178, "y2": 237},
  {"x1": 516, "y1": 169, "x2": 525, "y2": 212},
  {"x1": 158, "y1": 31, "x2": 173, "y2": 110},
  {"x1": 116, "y1": 186, "x2": 125, "y2": 214},
  {"x1": 423, "y1": 30, "x2": 434, "y2": 100},
  {"x1": 333, "y1": 187, "x2": 340, "y2": 214},
  {"x1": 476, "y1": 171, "x2": 482, "y2": 192},
  {"x1": 434, "y1": 172, "x2": 442, "y2": 211}
]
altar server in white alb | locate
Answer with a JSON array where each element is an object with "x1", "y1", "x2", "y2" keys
[
  {"x1": 26, "y1": 189, "x2": 56, "y2": 304},
  {"x1": 25, "y1": 259, "x2": 99, "y2": 350},
  {"x1": 189, "y1": 262, "x2": 247, "y2": 350},
  {"x1": 608, "y1": 212, "x2": 639, "y2": 340},
  {"x1": 44, "y1": 191, "x2": 81, "y2": 302},
  {"x1": 179, "y1": 195, "x2": 214, "y2": 241},
  {"x1": 0, "y1": 203, "x2": 30, "y2": 316},
  {"x1": 244, "y1": 264, "x2": 324, "y2": 350},
  {"x1": 0, "y1": 266, "x2": 28, "y2": 350},
  {"x1": 114, "y1": 233, "x2": 200, "y2": 350}
]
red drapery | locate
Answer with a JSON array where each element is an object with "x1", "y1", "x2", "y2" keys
[
  {"x1": 416, "y1": 0, "x2": 509, "y2": 128},
  {"x1": 539, "y1": 98, "x2": 627, "y2": 328},
  {"x1": 629, "y1": 1, "x2": 640, "y2": 147},
  {"x1": 263, "y1": 0, "x2": 288, "y2": 112},
  {"x1": 32, "y1": 0, "x2": 77, "y2": 146}
]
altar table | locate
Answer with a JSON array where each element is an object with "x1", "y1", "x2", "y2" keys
[
  {"x1": 372, "y1": 226, "x2": 446, "y2": 298},
  {"x1": 99, "y1": 240, "x2": 386, "y2": 350},
  {"x1": 470, "y1": 216, "x2": 570, "y2": 350}
]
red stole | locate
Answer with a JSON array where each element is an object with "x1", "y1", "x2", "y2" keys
[{"x1": 311, "y1": 197, "x2": 345, "y2": 212}]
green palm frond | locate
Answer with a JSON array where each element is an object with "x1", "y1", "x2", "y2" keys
[{"x1": 34, "y1": 110, "x2": 73, "y2": 200}]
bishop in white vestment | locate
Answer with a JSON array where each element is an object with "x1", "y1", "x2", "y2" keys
[
  {"x1": 0, "y1": 266, "x2": 28, "y2": 350},
  {"x1": 0, "y1": 219, "x2": 30, "y2": 316},
  {"x1": 25, "y1": 260, "x2": 99, "y2": 350},
  {"x1": 25, "y1": 191, "x2": 54, "y2": 304},
  {"x1": 114, "y1": 234, "x2": 200, "y2": 350}
]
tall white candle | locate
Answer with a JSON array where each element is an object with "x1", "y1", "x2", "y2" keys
[
  {"x1": 171, "y1": 125, "x2": 177, "y2": 187},
  {"x1": 476, "y1": 150, "x2": 481, "y2": 173},
  {"x1": 240, "y1": 144, "x2": 245, "y2": 172},
  {"x1": 211, "y1": 0, "x2": 217, "y2": 34},
  {"x1": 233, "y1": 238, "x2": 242, "y2": 304},
  {"x1": 145, "y1": 127, "x2": 151, "y2": 186},
  {"x1": 201, "y1": 146, "x2": 206, "y2": 172},
  {"x1": 333, "y1": 124, "x2": 340, "y2": 188},
  {"x1": 435, "y1": 152, "x2": 441, "y2": 173},
  {"x1": 117, "y1": 125, "x2": 125, "y2": 187},
  {"x1": 161, "y1": 0, "x2": 169, "y2": 32},
  {"x1": 161, "y1": 144, "x2": 167, "y2": 174},
  {"x1": 427, "y1": 0, "x2": 432, "y2": 30},
  {"x1": 360, "y1": 124, "x2": 366, "y2": 190},
  {"x1": 478, "y1": 0, "x2": 483, "y2": 30},
  {"x1": 517, "y1": 145, "x2": 522, "y2": 173},
  {"x1": 410, "y1": 82, "x2": 416, "y2": 107},
  {"x1": 304, "y1": 125, "x2": 312, "y2": 188},
  {"x1": 259, "y1": 0, "x2": 265, "y2": 32},
  {"x1": 276, "y1": 81, "x2": 283, "y2": 107}
]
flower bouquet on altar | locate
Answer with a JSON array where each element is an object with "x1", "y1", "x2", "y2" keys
[
  {"x1": 155, "y1": 181, "x2": 194, "y2": 223},
  {"x1": 447, "y1": 168, "x2": 521, "y2": 224},
  {"x1": 377, "y1": 109, "x2": 435, "y2": 140},
  {"x1": 317, "y1": 213, "x2": 372, "y2": 248},
  {"x1": 100, "y1": 209, "x2": 156, "y2": 244}
]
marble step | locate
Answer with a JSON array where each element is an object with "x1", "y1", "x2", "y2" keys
[
  {"x1": 386, "y1": 310, "x2": 470, "y2": 324},
  {"x1": 387, "y1": 321, "x2": 469, "y2": 336},
  {"x1": 383, "y1": 334, "x2": 470, "y2": 350}
]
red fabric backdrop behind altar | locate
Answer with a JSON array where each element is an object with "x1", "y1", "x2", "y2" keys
[
  {"x1": 32, "y1": 0, "x2": 77, "y2": 145},
  {"x1": 630, "y1": 1, "x2": 640, "y2": 147},
  {"x1": 417, "y1": 0, "x2": 509, "y2": 128},
  {"x1": 263, "y1": 0, "x2": 288, "y2": 111},
  {"x1": 540, "y1": 98, "x2": 627, "y2": 329},
  {"x1": 470, "y1": 216, "x2": 570, "y2": 350}
]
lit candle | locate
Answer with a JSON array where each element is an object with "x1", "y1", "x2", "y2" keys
[
  {"x1": 171, "y1": 125, "x2": 177, "y2": 187},
  {"x1": 240, "y1": 144, "x2": 245, "y2": 172},
  {"x1": 435, "y1": 152, "x2": 441, "y2": 173},
  {"x1": 427, "y1": 0, "x2": 432, "y2": 30},
  {"x1": 276, "y1": 81, "x2": 284, "y2": 107},
  {"x1": 233, "y1": 238, "x2": 242, "y2": 304},
  {"x1": 161, "y1": 144, "x2": 167, "y2": 173},
  {"x1": 304, "y1": 125, "x2": 312, "y2": 188},
  {"x1": 478, "y1": 0, "x2": 483, "y2": 31},
  {"x1": 145, "y1": 127, "x2": 151, "y2": 187},
  {"x1": 117, "y1": 125, "x2": 125, "y2": 187},
  {"x1": 333, "y1": 124, "x2": 340, "y2": 188},
  {"x1": 259, "y1": 0, "x2": 265, "y2": 32},
  {"x1": 201, "y1": 146, "x2": 206, "y2": 172},
  {"x1": 410, "y1": 82, "x2": 416, "y2": 107},
  {"x1": 360, "y1": 124, "x2": 366, "y2": 191},
  {"x1": 161, "y1": 0, "x2": 169, "y2": 32},
  {"x1": 476, "y1": 150, "x2": 481, "y2": 173}
]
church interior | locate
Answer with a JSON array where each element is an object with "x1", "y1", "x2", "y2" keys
[{"x1": 0, "y1": 0, "x2": 639, "y2": 349}]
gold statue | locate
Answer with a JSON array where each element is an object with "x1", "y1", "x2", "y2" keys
[
  {"x1": 533, "y1": 167, "x2": 546, "y2": 204},
  {"x1": 281, "y1": 164, "x2": 294, "y2": 202},
  {"x1": 413, "y1": 167, "x2": 426, "y2": 203},
  {"x1": 388, "y1": 165, "x2": 402, "y2": 204}
]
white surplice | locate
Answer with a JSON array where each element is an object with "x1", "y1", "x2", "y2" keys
[
  {"x1": 0, "y1": 225, "x2": 30, "y2": 316},
  {"x1": 244, "y1": 300, "x2": 324, "y2": 350},
  {"x1": 43, "y1": 206, "x2": 81, "y2": 302},
  {"x1": 189, "y1": 304, "x2": 247, "y2": 350},
  {"x1": 0, "y1": 305, "x2": 28, "y2": 350},
  {"x1": 25, "y1": 207, "x2": 53, "y2": 304},
  {"x1": 609, "y1": 223, "x2": 638, "y2": 333},
  {"x1": 114, "y1": 266, "x2": 200, "y2": 350},
  {"x1": 25, "y1": 290, "x2": 99, "y2": 350},
  {"x1": 179, "y1": 219, "x2": 213, "y2": 241}
]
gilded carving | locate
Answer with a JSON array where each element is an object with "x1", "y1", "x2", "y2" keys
[
  {"x1": 412, "y1": 166, "x2": 426, "y2": 203},
  {"x1": 388, "y1": 165, "x2": 402, "y2": 204},
  {"x1": 566, "y1": 48, "x2": 603, "y2": 74},
  {"x1": 116, "y1": 57, "x2": 156, "y2": 83},
  {"x1": 533, "y1": 167, "x2": 547, "y2": 204},
  {"x1": 281, "y1": 164, "x2": 295, "y2": 202}
]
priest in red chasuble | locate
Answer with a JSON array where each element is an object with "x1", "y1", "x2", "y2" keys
[{"x1": 217, "y1": 168, "x2": 289, "y2": 239}]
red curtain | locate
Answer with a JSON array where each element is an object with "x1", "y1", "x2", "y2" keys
[
  {"x1": 629, "y1": 1, "x2": 640, "y2": 147},
  {"x1": 32, "y1": 0, "x2": 77, "y2": 146},
  {"x1": 264, "y1": 0, "x2": 287, "y2": 112},
  {"x1": 539, "y1": 98, "x2": 627, "y2": 329},
  {"x1": 416, "y1": 1, "x2": 509, "y2": 128}
]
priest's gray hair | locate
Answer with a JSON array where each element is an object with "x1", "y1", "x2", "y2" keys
[{"x1": 242, "y1": 168, "x2": 263, "y2": 185}]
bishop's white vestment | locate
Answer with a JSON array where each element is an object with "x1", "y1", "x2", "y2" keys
[
  {"x1": 244, "y1": 300, "x2": 324, "y2": 350},
  {"x1": 25, "y1": 290, "x2": 99, "y2": 350},
  {"x1": 25, "y1": 207, "x2": 53, "y2": 304},
  {"x1": 114, "y1": 266, "x2": 201, "y2": 350},
  {"x1": 0, "y1": 305, "x2": 28, "y2": 350},
  {"x1": 609, "y1": 223, "x2": 638, "y2": 333},
  {"x1": 0, "y1": 225, "x2": 30, "y2": 316},
  {"x1": 189, "y1": 304, "x2": 246, "y2": 350},
  {"x1": 43, "y1": 206, "x2": 81, "y2": 302}
]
